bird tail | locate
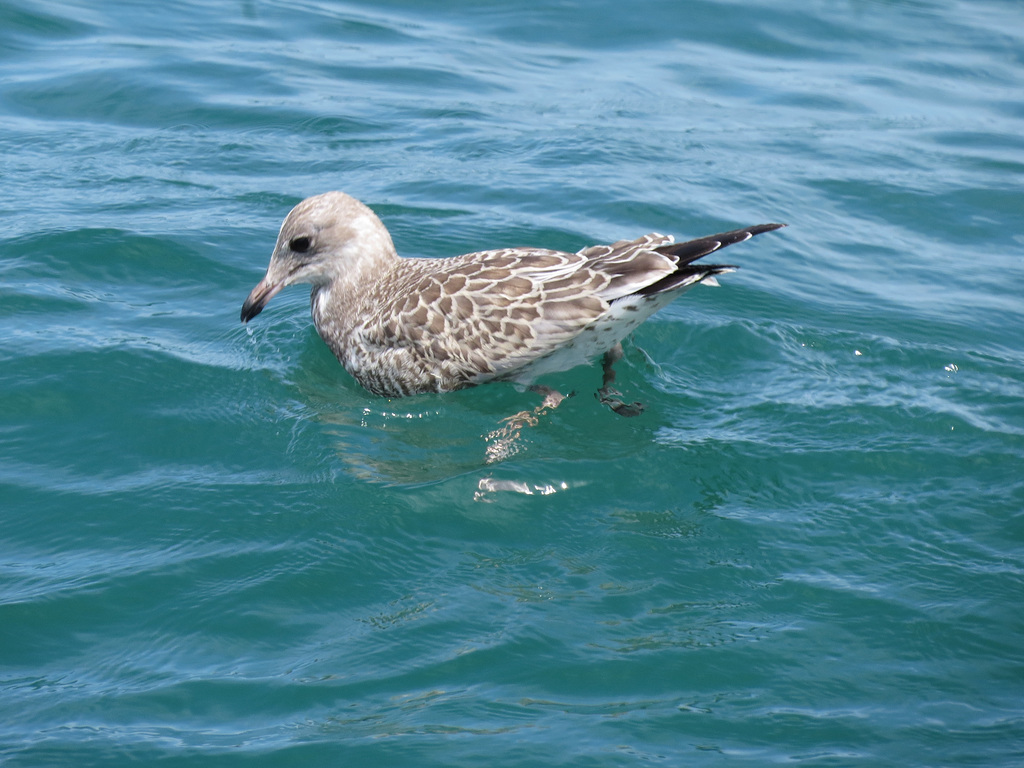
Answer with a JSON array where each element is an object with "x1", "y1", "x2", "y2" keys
[{"x1": 637, "y1": 222, "x2": 786, "y2": 296}]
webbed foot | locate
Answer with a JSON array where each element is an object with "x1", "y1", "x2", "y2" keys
[
  {"x1": 596, "y1": 387, "x2": 645, "y2": 417},
  {"x1": 597, "y1": 344, "x2": 645, "y2": 416}
]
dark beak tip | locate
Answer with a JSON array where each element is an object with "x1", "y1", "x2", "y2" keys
[
  {"x1": 240, "y1": 302, "x2": 263, "y2": 324},
  {"x1": 240, "y1": 279, "x2": 280, "y2": 325},
  {"x1": 240, "y1": 292, "x2": 266, "y2": 324}
]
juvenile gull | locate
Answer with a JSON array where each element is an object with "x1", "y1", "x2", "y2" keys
[{"x1": 241, "y1": 191, "x2": 784, "y2": 411}]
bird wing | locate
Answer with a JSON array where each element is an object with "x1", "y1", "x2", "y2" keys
[{"x1": 354, "y1": 225, "x2": 783, "y2": 384}]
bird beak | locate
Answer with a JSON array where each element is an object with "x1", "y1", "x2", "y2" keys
[{"x1": 240, "y1": 277, "x2": 284, "y2": 323}]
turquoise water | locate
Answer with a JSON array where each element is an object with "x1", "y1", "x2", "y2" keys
[{"x1": 3, "y1": 0, "x2": 1023, "y2": 765}]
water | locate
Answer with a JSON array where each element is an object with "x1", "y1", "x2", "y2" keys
[{"x1": 2, "y1": 0, "x2": 1023, "y2": 765}]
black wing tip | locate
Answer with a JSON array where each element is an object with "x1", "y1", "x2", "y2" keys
[
  {"x1": 711, "y1": 222, "x2": 788, "y2": 243},
  {"x1": 654, "y1": 221, "x2": 785, "y2": 264},
  {"x1": 635, "y1": 263, "x2": 739, "y2": 296},
  {"x1": 724, "y1": 222, "x2": 788, "y2": 241}
]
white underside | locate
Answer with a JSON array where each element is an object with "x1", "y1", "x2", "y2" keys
[{"x1": 508, "y1": 286, "x2": 690, "y2": 383}]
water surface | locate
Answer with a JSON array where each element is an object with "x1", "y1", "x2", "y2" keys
[{"x1": 2, "y1": 0, "x2": 1023, "y2": 765}]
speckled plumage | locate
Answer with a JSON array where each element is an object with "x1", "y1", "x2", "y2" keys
[{"x1": 241, "y1": 191, "x2": 784, "y2": 397}]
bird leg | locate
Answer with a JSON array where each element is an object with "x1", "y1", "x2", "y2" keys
[
  {"x1": 596, "y1": 343, "x2": 645, "y2": 417},
  {"x1": 530, "y1": 384, "x2": 571, "y2": 410},
  {"x1": 484, "y1": 386, "x2": 572, "y2": 463}
]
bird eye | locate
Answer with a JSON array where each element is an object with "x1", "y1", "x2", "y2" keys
[{"x1": 290, "y1": 235, "x2": 312, "y2": 253}]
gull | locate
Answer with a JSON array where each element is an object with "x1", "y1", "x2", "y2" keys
[{"x1": 241, "y1": 191, "x2": 784, "y2": 415}]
